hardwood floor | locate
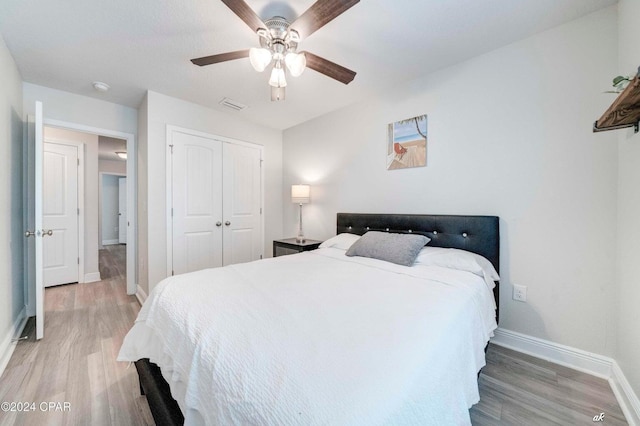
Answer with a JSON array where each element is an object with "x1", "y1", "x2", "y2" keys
[
  {"x1": 0, "y1": 245, "x2": 628, "y2": 425},
  {"x1": 470, "y1": 345, "x2": 628, "y2": 425},
  {"x1": 0, "y1": 245, "x2": 153, "y2": 426}
]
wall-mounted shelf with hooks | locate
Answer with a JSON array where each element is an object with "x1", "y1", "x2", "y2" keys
[{"x1": 594, "y1": 67, "x2": 640, "y2": 134}]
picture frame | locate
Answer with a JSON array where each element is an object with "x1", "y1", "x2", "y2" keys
[{"x1": 386, "y1": 114, "x2": 427, "y2": 170}]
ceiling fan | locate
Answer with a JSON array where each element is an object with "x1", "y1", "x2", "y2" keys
[{"x1": 191, "y1": 0, "x2": 360, "y2": 101}]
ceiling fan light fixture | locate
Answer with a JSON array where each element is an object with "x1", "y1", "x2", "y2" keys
[
  {"x1": 249, "y1": 47, "x2": 272, "y2": 72},
  {"x1": 269, "y1": 63, "x2": 287, "y2": 88},
  {"x1": 285, "y1": 52, "x2": 306, "y2": 77}
]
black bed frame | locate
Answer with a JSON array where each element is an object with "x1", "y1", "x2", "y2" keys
[{"x1": 135, "y1": 213, "x2": 500, "y2": 426}]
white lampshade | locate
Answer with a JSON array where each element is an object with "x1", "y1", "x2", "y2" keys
[
  {"x1": 269, "y1": 64, "x2": 287, "y2": 87},
  {"x1": 284, "y1": 52, "x2": 306, "y2": 77},
  {"x1": 291, "y1": 184, "x2": 310, "y2": 204},
  {"x1": 249, "y1": 47, "x2": 272, "y2": 72}
]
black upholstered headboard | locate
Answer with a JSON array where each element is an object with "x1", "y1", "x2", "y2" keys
[{"x1": 336, "y1": 213, "x2": 500, "y2": 321}]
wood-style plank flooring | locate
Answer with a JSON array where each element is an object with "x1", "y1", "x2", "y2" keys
[
  {"x1": 0, "y1": 245, "x2": 153, "y2": 426},
  {"x1": 0, "y1": 245, "x2": 628, "y2": 425},
  {"x1": 471, "y1": 344, "x2": 627, "y2": 425}
]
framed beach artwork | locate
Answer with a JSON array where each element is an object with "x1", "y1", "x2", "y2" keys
[{"x1": 386, "y1": 114, "x2": 427, "y2": 170}]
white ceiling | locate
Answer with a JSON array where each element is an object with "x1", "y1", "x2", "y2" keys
[
  {"x1": 0, "y1": 0, "x2": 616, "y2": 130},
  {"x1": 98, "y1": 136, "x2": 127, "y2": 162}
]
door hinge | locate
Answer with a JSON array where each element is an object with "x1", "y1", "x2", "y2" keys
[
  {"x1": 260, "y1": 254, "x2": 263, "y2": 259},
  {"x1": 77, "y1": 208, "x2": 80, "y2": 215},
  {"x1": 169, "y1": 144, "x2": 174, "y2": 154},
  {"x1": 171, "y1": 207, "x2": 174, "y2": 217},
  {"x1": 77, "y1": 159, "x2": 80, "y2": 166},
  {"x1": 77, "y1": 257, "x2": 80, "y2": 265},
  {"x1": 171, "y1": 270, "x2": 174, "y2": 276},
  {"x1": 260, "y1": 207, "x2": 262, "y2": 214}
]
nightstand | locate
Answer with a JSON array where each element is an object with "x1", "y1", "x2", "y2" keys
[{"x1": 273, "y1": 238, "x2": 322, "y2": 257}]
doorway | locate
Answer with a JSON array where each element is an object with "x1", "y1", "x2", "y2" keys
[
  {"x1": 98, "y1": 136, "x2": 128, "y2": 281},
  {"x1": 25, "y1": 106, "x2": 136, "y2": 339}
]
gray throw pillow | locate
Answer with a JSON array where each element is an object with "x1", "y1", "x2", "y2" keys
[{"x1": 345, "y1": 231, "x2": 430, "y2": 266}]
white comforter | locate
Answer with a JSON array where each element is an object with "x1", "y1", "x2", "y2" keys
[{"x1": 118, "y1": 248, "x2": 497, "y2": 426}]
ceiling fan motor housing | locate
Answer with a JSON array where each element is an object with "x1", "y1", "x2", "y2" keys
[{"x1": 260, "y1": 16, "x2": 299, "y2": 54}]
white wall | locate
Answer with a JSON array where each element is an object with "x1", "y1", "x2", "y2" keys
[
  {"x1": 101, "y1": 174, "x2": 120, "y2": 244},
  {"x1": 616, "y1": 0, "x2": 640, "y2": 403},
  {"x1": 138, "y1": 91, "x2": 283, "y2": 294},
  {"x1": 0, "y1": 34, "x2": 24, "y2": 367},
  {"x1": 282, "y1": 8, "x2": 619, "y2": 357},
  {"x1": 23, "y1": 83, "x2": 137, "y2": 135},
  {"x1": 44, "y1": 127, "x2": 100, "y2": 280},
  {"x1": 137, "y1": 94, "x2": 148, "y2": 295}
]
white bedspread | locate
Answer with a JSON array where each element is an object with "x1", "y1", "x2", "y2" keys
[{"x1": 118, "y1": 248, "x2": 497, "y2": 425}]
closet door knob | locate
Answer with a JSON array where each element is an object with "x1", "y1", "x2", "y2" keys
[
  {"x1": 216, "y1": 221, "x2": 222, "y2": 227},
  {"x1": 25, "y1": 230, "x2": 35, "y2": 237},
  {"x1": 225, "y1": 221, "x2": 231, "y2": 226}
]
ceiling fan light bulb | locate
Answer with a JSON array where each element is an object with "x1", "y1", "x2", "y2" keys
[
  {"x1": 269, "y1": 66, "x2": 287, "y2": 87},
  {"x1": 249, "y1": 47, "x2": 272, "y2": 72},
  {"x1": 285, "y1": 52, "x2": 306, "y2": 77}
]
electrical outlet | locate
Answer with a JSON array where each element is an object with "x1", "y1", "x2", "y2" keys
[{"x1": 513, "y1": 284, "x2": 527, "y2": 302}]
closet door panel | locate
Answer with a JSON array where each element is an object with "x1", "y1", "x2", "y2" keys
[
  {"x1": 222, "y1": 143, "x2": 262, "y2": 266},
  {"x1": 171, "y1": 131, "x2": 223, "y2": 274}
]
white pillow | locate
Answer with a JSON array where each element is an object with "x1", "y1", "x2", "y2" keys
[
  {"x1": 414, "y1": 246, "x2": 499, "y2": 287},
  {"x1": 319, "y1": 233, "x2": 361, "y2": 250}
]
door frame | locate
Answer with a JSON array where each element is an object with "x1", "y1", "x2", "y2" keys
[
  {"x1": 42, "y1": 139, "x2": 84, "y2": 285},
  {"x1": 44, "y1": 119, "x2": 136, "y2": 296},
  {"x1": 165, "y1": 125, "x2": 264, "y2": 277},
  {"x1": 99, "y1": 171, "x2": 126, "y2": 247}
]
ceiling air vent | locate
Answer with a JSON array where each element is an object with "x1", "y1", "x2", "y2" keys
[{"x1": 219, "y1": 97, "x2": 247, "y2": 111}]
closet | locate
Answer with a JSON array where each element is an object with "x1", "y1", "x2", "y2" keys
[{"x1": 168, "y1": 127, "x2": 263, "y2": 275}]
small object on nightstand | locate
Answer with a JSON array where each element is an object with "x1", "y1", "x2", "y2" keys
[{"x1": 273, "y1": 238, "x2": 322, "y2": 257}]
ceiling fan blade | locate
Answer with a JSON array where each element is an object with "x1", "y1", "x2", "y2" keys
[
  {"x1": 191, "y1": 49, "x2": 250, "y2": 66},
  {"x1": 221, "y1": 0, "x2": 267, "y2": 33},
  {"x1": 290, "y1": 0, "x2": 360, "y2": 40},
  {"x1": 302, "y1": 51, "x2": 356, "y2": 85}
]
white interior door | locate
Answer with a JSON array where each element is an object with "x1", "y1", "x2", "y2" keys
[
  {"x1": 118, "y1": 177, "x2": 127, "y2": 243},
  {"x1": 171, "y1": 131, "x2": 223, "y2": 275},
  {"x1": 25, "y1": 102, "x2": 45, "y2": 339},
  {"x1": 222, "y1": 143, "x2": 262, "y2": 266},
  {"x1": 43, "y1": 142, "x2": 79, "y2": 287}
]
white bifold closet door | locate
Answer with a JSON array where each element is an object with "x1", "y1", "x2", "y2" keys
[
  {"x1": 222, "y1": 142, "x2": 262, "y2": 266},
  {"x1": 171, "y1": 129, "x2": 262, "y2": 276}
]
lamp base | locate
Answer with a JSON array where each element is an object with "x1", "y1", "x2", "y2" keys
[{"x1": 296, "y1": 235, "x2": 306, "y2": 243}]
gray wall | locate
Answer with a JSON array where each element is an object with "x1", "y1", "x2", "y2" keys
[
  {"x1": 282, "y1": 8, "x2": 619, "y2": 357},
  {"x1": 0, "y1": 34, "x2": 24, "y2": 368},
  {"x1": 616, "y1": 0, "x2": 640, "y2": 405}
]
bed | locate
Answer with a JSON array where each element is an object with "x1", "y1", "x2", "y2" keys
[{"x1": 118, "y1": 213, "x2": 500, "y2": 425}]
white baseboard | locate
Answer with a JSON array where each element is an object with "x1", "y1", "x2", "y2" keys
[
  {"x1": 491, "y1": 328, "x2": 613, "y2": 378},
  {"x1": 492, "y1": 328, "x2": 639, "y2": 425},
  {"x1": 0, "y1": 307, "x2": 28, "y2": 378},
  {"x1": 135, "y1": 285, "x2": 148, "y2": 306},
  {"x1": 102, "y1": 239, "x2": 119, "y2": 245},
  {"x1": 83, "y1": 272, "x2": 101, "y2": 283},
  {"x1": 610, "y1": 361, "x2": 640, "y2": 426}
]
